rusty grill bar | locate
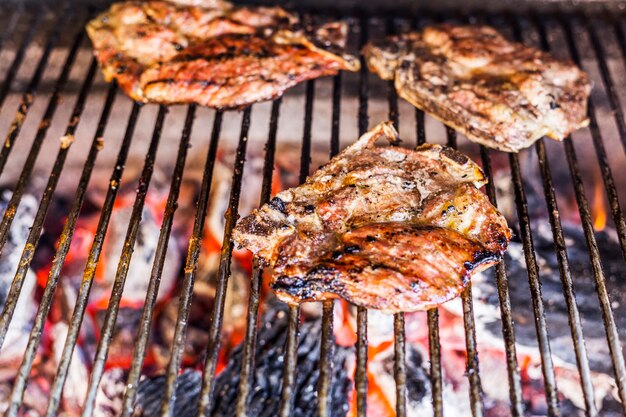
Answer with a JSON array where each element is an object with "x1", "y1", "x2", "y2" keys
[{"x1": 0, "y1": 4, "x2": 624, "y2": 417}]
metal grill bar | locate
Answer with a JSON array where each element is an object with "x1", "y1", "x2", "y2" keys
[
  {"x1": 382, "y1": 17, "x2": 408, "y2": 413},
  {"x1": 417, "y1": 108, "x2": 445, "y2": 417},
  {"x1": 158, "y1": 110, "x2": 223, "y2": 417},
  {"x1": 566, "y1": 17, "x2": 626, "y2": 262},
  {"x1": 36, "y1": 81, "x2": 116, "y2": 413},
  {"x1": 558, "y1": 17, "x2": 626, "y2": 410},
  {"x1": 82, "y1": 104, "x2": 167, "y2": 417},
  {"x1": 235, "y1": 98, "x2": 281, "y2": 417},
  {"x1": 196, "y1": 107, "x2": 252, "y2": 416},
  {"x1": 0, "y1": 7, "x2": 41, "y2": 112},
  {"x1": 355, "y1": 17, "x2": 369, "y2": 417},
  {"x1": 278, "y1": 305, "x2": 301, "y2": 417},
  {"x1": 317, "y1": 72, "x2": 342, "y2": 417},
  {"x1": 0, "y1": 55, "x2": 96, "y2": 345},
  {"x1": 509, "y1": 153, "x2": 561, "y2": 416},
  {"x1": 460, "y1": 285, "x2": 483, "y2": 415},
  {"x1": 120, "y1": 104, "x2": 197, "y2": 417},
  {"x1": 0, "y1": 7, "x2": 69, "y2": 176},
  {"x1": 520, "y1": 16, "x2": 599, "y2": 416},
  {"x1": 0, "y1": 15, "x2": 83, "y2": 259},
  {"x1": 45, "y1": 102, "x2": 142, "y2": 417},
  {"x1": 562, "y1": 135, "x2": 626, "y2": 412},
  {"x1": 506, "y1": 18, "x2": 562, "y2": 416},
  {"x1": 443, "y1": 123, "x2": 484, "y2": 417},
  {"x1": 535, "y1": 136, "x2": 597, "y2": 415},
  {"x1": 277, "y1": 79, "x2": 316, "y2": 417},
  {"x1": 2, "y1": 58, "x2": 99, "y2": 417},
  {"x1": 584, "y1": 16, "x2": 626, "y2": 156},
  {"x1": 478, "y1": 145, "x2": 525, "y2": 416}
]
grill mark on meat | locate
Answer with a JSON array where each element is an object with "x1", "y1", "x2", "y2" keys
[
  {"x1": 233, "y1": 122, "x2": 511, "y2": 312},
  {"x1": 363, "y1": 24, "x2": 591, "y2": 152},
  {"x1": 86, "y1": 1, "x2": 358, "y2": 108}
]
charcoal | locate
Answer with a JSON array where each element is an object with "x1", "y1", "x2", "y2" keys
[
  {"x1": 0, "y1": 190, "x2": 38, "y2": 379},
  {"x1": 405, "y1": 345, "x2": 430, "y2": 404},
  {"x1": 133, "y1": 304, "x2": 353, "y2": 417},
  {"x1": 475, "y1": 221, "x2": 626, "y2": 375}
]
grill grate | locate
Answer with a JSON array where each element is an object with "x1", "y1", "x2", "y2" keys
[{"x1": 0, "y1": 4, "x2": 624, "y2": 417}]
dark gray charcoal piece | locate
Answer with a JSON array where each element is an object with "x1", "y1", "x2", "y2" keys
[{"x1": 133, "y1": 304, "x2": 353, "y2": 417}]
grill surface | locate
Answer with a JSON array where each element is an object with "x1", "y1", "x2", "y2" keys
[{"x1": 0, "y1": 3, "x2": 625, "y2": 417}]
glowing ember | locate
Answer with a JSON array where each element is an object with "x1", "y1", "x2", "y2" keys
[{"x1": 592, "y1": 175, "x2": 607, "y2": 231}]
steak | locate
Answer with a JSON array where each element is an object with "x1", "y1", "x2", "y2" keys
[
  {"x1": 233, "y1": 122, "x2": 511, "y2": 312},
  {"x1": 363, "y1": 25, "x2": 591, "y2": 152},
  {"x1": 86, "y1": 0, "x2": 359, "y2": 109}
]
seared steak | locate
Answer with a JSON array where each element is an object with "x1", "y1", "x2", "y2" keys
[
  {"x1": 86, "y1": 0, "x2": 358, "y2": 108},
  {"x1": 363, "y1": 25, "x2": 591, "y2": 152},
  {"x1": 233, "y1": 122, "x2": 511, "y2": 312}
]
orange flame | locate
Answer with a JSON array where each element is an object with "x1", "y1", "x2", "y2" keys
[{"x1": 592, "y1": 177, "x2": 607, "y2": 231}]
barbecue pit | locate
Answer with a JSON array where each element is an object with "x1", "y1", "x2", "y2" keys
[{"x1": 0, "y1": 1, "x2": 625, "y2": 416}]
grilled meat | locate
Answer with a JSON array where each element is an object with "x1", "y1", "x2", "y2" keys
[
  {"x1": 363, "y1": 25, "x2": 591, "y2": 152},
  {"x1": 86, "y1": 0, "x2": 358, "y2": 108},
  {"x1": 233, "y1": 122, "x2": 511, "y2": 312}
]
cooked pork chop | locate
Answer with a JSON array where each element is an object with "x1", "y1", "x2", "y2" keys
[
  {"x1": 86, "y1": 0, "x2": 358, "y2": 108},
  {"x1": 233, "y1": 122, "x2": 511, "y2": 312},
  {"x1": 363, "y1": 25, "x2": 591, "y2": 152}
]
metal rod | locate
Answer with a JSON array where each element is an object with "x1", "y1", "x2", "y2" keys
[
  {"x1": 277, "y1": 304, "x2": 301, "y2": 417},
  {"x1": 427, "y1": 309, "x2": 443, "y2": 417},
  {"x1": 562, "y1": 136, "x2": 626, "y2": 412},
  {"x1": 413, "y1": 75, "x2": 444, "y2": 417},
  {"x1": 553, "y1": 17, "x2": 626, "y2": 410},
  {"x1": 158, "y1": 110, "x2": 223, "y2": 417},
  {"x1": 557, "y1": 17, "x2": 626, "y2": 264},
  {"x1": 18, "y1": 79, "x2": 115, "y2": 417},
  {"x1": 507, "y1": 18, "x2": 561, "y2": 416},
  {"x1": 522, "y1": 16, "x2": 599, "y2": 416},
  {"x1": 478, "y1": 146, "x2": 524, "y2": 417},
  {"x1": 383, "y1": 18, "x2": 408, "y2": 412},
  {"x1": 1, "y1": 59, "x2": 101, "y2": 417},
  {"x1": 415, "y1": 109, "x2": 426, "y2": 146},
  {"x1": 195, "y1": 108, "x2": 252, "y2": 416},
  {"x1": 0, "y1": 16, "x2": 83, "y2": 259},
  {"x1": 0, "y1": 7, "x2": 73, "y2": 176},
  {"x1": 509, "y1": 153, "x2": 561, "y2": 416},
  {"x1": 317, "y1": 72, "x2": 343, "y2": 417},
  {"x1": 460, "y1": 285, "x2": 483, "y2": 417},
  {"x1": 120, "y1": 105, "x2": 197, "y2": 417},
  {"x1": 443, "y1": 126, "x2": 483, "y2": 417},
  {"x1": 0, "y1": 57, "x2": 98, "y2": 351},
  {"x1": 81, "y1": 105, "x2": 168, "y2": 417},
  {"x1": 0, "y1": 7, "x2": 42, "y2": 112},
  {"x1": 584, "y1": 16, "x2": 626, "y2": 155},
  {"x1": 393, "y1": 313, "x2": 407, "y2": 417},
  {"x1": 276, "y1": 79, "x2": 316, "y2": 417},
  {"x1": 46, "y1": 101, "x2": 142, "y2": 417},
  {"x1": 318, "y1": 300, "x2": 335, "y2": 417},
  {"x1": 536, "y1": 139, "x2": 597, "y2": 416},
  {"x1": 355, "y1": 17, "x2": 369, "y2": 417},
  {"x1": 235, "y1": 98, "x2": 282, "y2": 417}
]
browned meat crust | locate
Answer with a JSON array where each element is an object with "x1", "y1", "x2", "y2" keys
[
  {"x1": 233, "y1": 122, "x2": 511, "y2": 312},
  {"x1": 86, "y1": 0, "x2": 359, "y2": 109},
  {"x1": 363, "y1": 25, "x2": 592, "y2": 152}
]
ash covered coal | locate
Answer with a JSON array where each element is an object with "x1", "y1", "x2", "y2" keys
[
  {"x1": 469, "y1": 221, "x2": 625, "y2": 413},
  {"x1": 475, "y1": 221, "x2": 626, "y2": 374},
  {"x1": 132, "y1": 303, "x2": 353, "y2": 417},
  {"x1": 0, "y1": 190, "x2": 38, "y2": 379}
]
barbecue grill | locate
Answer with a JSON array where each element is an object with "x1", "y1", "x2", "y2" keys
[{"x1": 0, "y1": 1, "x2": 625, "y2": 416}]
